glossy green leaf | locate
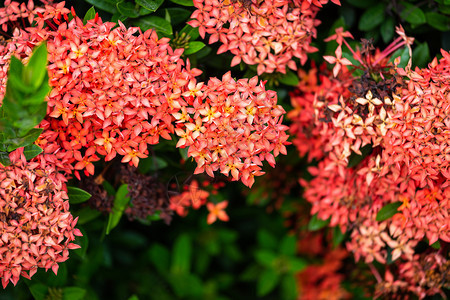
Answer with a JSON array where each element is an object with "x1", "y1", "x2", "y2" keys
[
  {"x1": 23, "y1": 144, "x2": 43, "y2": 161},
  {"x1": 84, "y1": 0, "x2": 117, "y2": 13},
  {"x1": 376, "y1": 202, "x2": 402, "y2": 221},
  {"x1": 169, "y1": 0, "x2": 194, "y2": 6},
  {"x1": 184, "y1": 41, "x2": 205, "y2": 55},
  {"x1": 257, "y1": 269, "x2": 279, "y2": 296},
  {"x1": 389, "y1": 47, "x2": 410, "y2": 69},
  {"x1": 165, "y1": 8, "x2": 192, "y2": 26},
  {"x1": 134, "y1": 16, "x2": 173, "y2": 36},
  {"x1": 400, "y1": 2, "x2": 426, "y2": 25},
  {"x1": 358, "y1": 4, "x2": 385, "y2": 31},
  {"x1": 171, "y1": 234, "x2": 192, "y2": 274},
  {"x1": 67, "y1": 186, "x2": 92, "y2": 204},
  {"x1": 7, "y1": 128, "x2": 43, "y2": 151},
  {"x1": 426, "y1": 12, "x2": 450, "y2": 31},
  {"x1": 23, "y1": 43, "x2": 48, "y2": 90},
  {"x1": 279, "y1": 70, "x2": 299, "y2": 86},
  {"x1": 136, "y1": 0, "x2": 164, "y2": 12},
  {"x1": 83, "y1": 7, "x2": 96, "y2": 24},
  {"x1": 106, "y1": 184, "x2": 131, "y2": 234},
  {"x1": 179, "y1": 25, "x2": 200, "y2": 40},
  {"x1": 308, "y1": 214, "x2": 330, "y2": 231},
  {"x1": 117, "y1": 1, "x2": 140, "y2": 18}
]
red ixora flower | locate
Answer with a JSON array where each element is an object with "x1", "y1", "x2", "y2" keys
[{"x1": 0, "y1": 148, "x2": 81, "y2": 288}]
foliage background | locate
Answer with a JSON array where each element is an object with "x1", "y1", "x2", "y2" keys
[{"x1": 0, "y1": 0, "x2": 449, "y2": 299}]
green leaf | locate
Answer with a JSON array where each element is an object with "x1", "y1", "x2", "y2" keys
[
  {"x1": 165, "y1": 8, "x2": 192, "y2": 26},
  {"x1": 106, "y1": 184, "x2": 131, "y2": 234},
  {"x1": 73, "y1": 227, "x2": 88, "y2": 258},
  {"x1": 171, "y1": 234, "x2": 192, "y2": 274},
  {"x1": 102, "y1": 180, "x2": 116, "y2": 196},
  {"x1": 133, "y1": 16, "x2": 173, "y2": 36},
  {"x1": 83, "y1": 6, "x2": 96, "y2": 24},
  {"x1": 389, "y1": 47, "x2": 410, "y2": 69},
  {"x1": 7, "y1": 128, "x2": 43, "y2": 152},
  {"x1": 346, "y1": 0, "x2": 377, "y2": 8},
  {"x1": 136, "y1": 0, "x2": 164, "y2": 12},
  {"x1": 308, "y1": 214, "x2": 330, "y2": 231},
  {"x1": 84, "y1": 0, "x2": 118, "y2": 13},
  {"x1": 347, "y1": 144, "x2": 373, "y2": 168},
  {"x1": 117, "y1": 0, "x2": 140, "y2": 18},
  {"x1": 179, "y1": 146, "x2": 189, "y2": 160},
  {"x1": 169, "y1": 0, "x2": 194, "y2": 6},
  {"x1": 288, "y1": 257, "x2": 307, "y2": 272},
  {"x1": 0, "y1": 151, "x2": 10, "y2": 166},
  {"x1": 380, "y1": 16, "x2": 395, "y2": 44},
  {"x1": 358, "y1": 3, "x2": 385, "y2": 31},
  {"x1": 184, "y1": 41, "x2": 206, "y2": 55},
  {"x1": 62, "y1": 287, "x2": 87, "y2": 300},
  {"x1": 148, "y1": 243, "x2": 170, "y2": 274},
  {"x1": 128, "y1": 295, "x2": 139, "y2": 300},
  {"x1": 412, "y1": 42, "x2": 430, "y2": 68},
  {"x1": 257, "y1": 230, "x2": 277, "y2": 249},
  {"x1": 28, "y1": 283, "x2": 48, "y2": 300},
  {"x1": 23, "y1": 43, "x2": 48, "y2": 90},
  {"x1": 257, "y1": 269, "x2": 279, "y2": 296},
  {"x1": 139, "y1": 155, "x2": 168, "y2": 173},
  {"x1": 280, "y1": 235, "x2": 296, "y2": 256},
  {"x1": 376, "y1": 202, "x2": 402, "y2": 221},
  {"x1": 431, "y1": 240, "x2": 441, "y2": 249},
  {"x1": 179, "y1": 25, "x2": 200, "y2": 40},
  {"x1": 75, "y1": 206, "x2": 101, "y2": 225},
  {"x1": 400, "y1": 2, "x2": 426, "y2": 25},
  {"x1": 279, "y1": 70, "x2": 299, "y2": 86},
  {"x1": 426, "y1": 12, "x2": 450, "y2": 31},
  {"x1": 23, "y1": 144, "x2": 43, "y2": 160},
  {"x1": 281, "y1": 275, "x2": 298, "y2": 300},
  {"x1": 332, "y1": 226, "x2": 346, "y2": 248},
  {"x1": 67, "y1": 186, "x2": 92, "y2": 204},
  {"x1": 255, "y1": 250, "x2": 277, "y2": 267}
]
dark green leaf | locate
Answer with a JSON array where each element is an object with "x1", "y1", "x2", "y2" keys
[
  {"x1": 179, "y1": 25, "x2": 200, "y2": 40},
  {"x1": 133, "y1": 16, "x2": 173, "y2": 36},
  {"x1": 128, "y1": 295, "x2": 139, "y2": 300},
  {"x1": 257, "y1": 269, "x2": 279, "y2": 296},
  {"x1": 83, "y1": 7, "x2": 96, "y2": 24},
  {"x1": 169, "y1": 0, "x2": 194, "y2": 6},
  {"x1": 0, "y1": 151, "x2": 10, "y2": 166},
  {"x1": 179, "y1": 146, "x2": 189, "y2": 160},
  {"x1": 23, "y1": 144, "x2": 43, "y2": 160},
  {"x1": 84, "y1": 0, "x2": 118, "y2": 13},
  {"x1": 376, "y1": 202, "x2": 402, "y2": 221},
  {"x1": 117, "y1": 0, "x2": 140, "y2": 18},
  {"x1": 388, "y1": 47, "x2": 410, "y2": 69},
  {"x1": 171, "y1": 234, "x2": 192, "y2": 274},
  {"x1": 165, "y1": 8, "x2": 191, "y2": 26},
  {"x1": 67, "y1": 186, "x2": 92, "y2": 204},
  {"x1": 358, "y1": 4, "x2": 385, "y2": 31},
  {"x1": 7, "y1": 128, "x2": 43, "y2": 152},
  {"x1": 279, "y1": 70, "x2": 299, "y2": 86},
  {"x1": 148, "y1": 243, "x2": 170, "y2": 274},
  {"x1": 346, "y1": 0, "x2": 377, "y2": 8},
  {"x1": 23, "y1": 43, "x2": 48, "y2": 90},
  {"x1": 431, "y1": 240, "x2": 441, "y2": 249},
  {"x1": 136, "y1": 0, "x2": 164, "y2": 12},
  {"x1": 308, "y1": 214, "x2": 330, "y2": 231},
  {"x1": 255, "y1": 250, "x2": 277, "y2": 267},
  {"x1": 73, "y1": 227, "x2": 88, "y2": 258},
  {"x1": 412, "y1": 42, "x2": 430, "y2": 68},
  {"x1": 257, "y1": 230, "x2": 277, "y2": 249},
  {"x1": 184, "y1": 41, "x2": 206, "y2": 55},
  {"x1": 347, "y1": 144, "x2": 373, "y2": 168},
  {"x1": 75, "y1": 206, "x2": 101, "y2": 225},
  {"x1": 380, "y1": 16, "x2": 395, "y2": 43},
  {"x1": 28, "y1": 283, "x2": 48, "y2": 300},
  {"x1": 332, "y1": 226, "x2": 346, "y2": 248},
  {"x1": 62, "y1": 287, "x2": 87, "y2": 300},
  {"x1": 102, "y1": 180, "x2": 116, "y2": 196},
  {"x1": 288, "y1": 257, "x2": 307, "y2": 272},
  {"x1": 281, "y1": 275, "x2": 298, "y2": 300},
  {"x1": 400, "y1": 2, "x2": 426, "y2": 25},
  {"x1": 426, "y1": 12, "x2": 450, "y2": 31},
  {"x1": 139, "y1": 156, "x2": 168, "y2": 173},
  {"x1": 280, "y1": 235, "x2": 296, "y2": 256}
]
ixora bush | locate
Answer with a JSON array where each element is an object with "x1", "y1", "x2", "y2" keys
[{"x1": 0, "y1": 0, "x2": 448, "y2": 299}]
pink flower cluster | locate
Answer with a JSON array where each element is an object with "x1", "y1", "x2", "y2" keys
[
  {"x1": 174, "y1": 72, "x2": 289, "y2": 187},
  {"x1": 188, "y1": 0, "x2": 339, "y2": 75},
  {"x1": 0, "y1": 149, "x2": 81, "y2": 288}
]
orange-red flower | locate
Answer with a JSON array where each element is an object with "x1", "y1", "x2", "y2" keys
[{"x1": 206, "y1": 200, "x2": 229, "y2": 224}]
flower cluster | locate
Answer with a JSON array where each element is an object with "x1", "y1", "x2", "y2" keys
[
  {"x1": 188, "y1": 0, "x2": 339, "y2": 75},
  {"x1": 290, "y1": 27, "x2": 449, "y2": 298},
  {"x1": 173, "y1": 72, "x2": 290, "y2": 187},
  {"x1": 0, "y1": 149, "x2": 81, "y2": 288}
]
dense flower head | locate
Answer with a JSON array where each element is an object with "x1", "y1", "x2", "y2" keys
[
  {"x1": 188, "y1": 0, "x2": 339, "y2": 75},
  {"x1": 173, "y1": 72, "x2": 290, "y2": 187},
  {"x1": 0, "y1": 149, "x2": 81, "y2": 288},
  {"x1": 0, "y1": 3, "x2": 202, "y2": 179}
]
